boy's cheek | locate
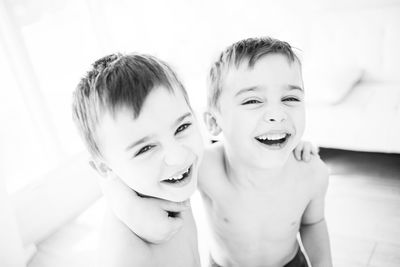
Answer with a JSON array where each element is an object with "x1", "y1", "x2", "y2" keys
[
  {"x1": 113, "y1": 164, "x2": 155, "y2": 192},
  {"x1": 297, "y1": 116, "x2": 306, "y2": 138},
  {"x1": 290, "y1": 109, "x2": 305, "y2": 132},
  {"x1": 185, "y1": 128, "x2": 205, "y2": 157}
]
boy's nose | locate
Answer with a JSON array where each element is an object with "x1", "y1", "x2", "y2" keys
[
  {"x1": 263, "y1": 109, "x2": 287, "y2": 123},
  {"x1": 164, "y1": 144, "x2": 190, "y2": 166}
]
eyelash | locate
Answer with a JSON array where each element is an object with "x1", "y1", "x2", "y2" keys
[
  {"x1": 134, "y1": 123, "x2": 192, "y2": 157},
  {"x1": 282, "y1": 97, "x2": 300, "y2": 102},
  {"x1": 242, "y1": 99, "x2": 262, "y2": 105},
  {"x1": 135, "y1": 145, "x2": 155, "y2": 157},
  {"x1": 242, "y1": 97, "x2": 301, "y2": 106},
  {"x1": 175, "y1": 123, "x2": 192, "y2": 135}
]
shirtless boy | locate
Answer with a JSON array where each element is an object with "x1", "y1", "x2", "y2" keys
[
  {"x1": 91, "y1": 37, "x2": 331, "y2": 267},
  {"x1": 199, "y1": 37, "x2": 332, "y2": 267},
  {"x1": 72, "y1": 53, "x2": 204, "y2": 266}
]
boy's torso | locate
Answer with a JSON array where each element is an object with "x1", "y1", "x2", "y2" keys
[
  {"x1": 100, "y1": 208, "x2": 201, "y2": 267},
  {"x1": 198, "y1": 143, "x2": 318, "y2": 267}
]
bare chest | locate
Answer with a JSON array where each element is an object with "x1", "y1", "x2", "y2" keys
[{"x1": 205, "y1": 180, "x2": 311, "y2": 242}]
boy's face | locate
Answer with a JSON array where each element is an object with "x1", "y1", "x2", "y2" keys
[
  {"x1": 95, "y1": 86, "x2": 204, "y2": 202},
  {"x1": 212, "y1": 54, "x2": 305, "y2": 168}
]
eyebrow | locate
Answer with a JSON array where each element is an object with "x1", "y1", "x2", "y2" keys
[
  {"x1": 234, "y1": 86, "x2": 260, "y2": 97},
  {"x1": 235, "y1": 84, "x2": 303, "y2": 97},
  {"x1": 125, "y1": 136, "x2": 152, "y2": 152},
  {"x1": 175, "y1": 112, "x2": 192, "y2": 125},
  {"x1": 288, "y1": 84, "x2": 303, "y2": 91},
  {"x1": 125, "y1": 112, "x2": 192, "y2": 151}
]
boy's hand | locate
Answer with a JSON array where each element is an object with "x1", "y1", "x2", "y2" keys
[
  {"x1": 294, "y1": 141, "x2": 319, "y2": 162},
  {"x1": 99, "y1": 173, "x2": 190, "y2": 244}
]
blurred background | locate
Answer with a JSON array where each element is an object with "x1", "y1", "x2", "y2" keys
[{"x1": 0, "y1": 0, "x2": 399, "y2": 266}]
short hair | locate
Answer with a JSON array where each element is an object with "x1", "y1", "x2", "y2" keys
[
  {"x1": 72, "y1": 53, "x2": 189, "y2": 158},
  {"x1": 208, "y1": 36, "x2": 301, "y2": 108}
]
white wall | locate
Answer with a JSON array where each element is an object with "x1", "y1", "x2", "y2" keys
[{"x1": 0, "y1": 172, "x2": 25, "y2": 267}]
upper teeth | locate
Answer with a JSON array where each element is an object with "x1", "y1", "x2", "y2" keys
[
  {"x1": 258, "y1": 133, "x2": 287, "y2": 140},
  {"x1": 168, "y1": 168, "x2": 189, "y2": 181}
]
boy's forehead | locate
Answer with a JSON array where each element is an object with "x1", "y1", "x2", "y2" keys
[
  {"x1": 96, "y1": 86, "x2": 191, "y2": 145},
  {"x1": 222, "y1": 54, "x2": 302, "y2": 95}
]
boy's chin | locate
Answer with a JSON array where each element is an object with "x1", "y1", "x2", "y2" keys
[
  {"x1": 259, "y1": 159, "x2": 286, "y2": 169},
  {"x1": 160, "y1": 183, "x2": 197, "y2": 203},
  {"x1": 162, "y1": 191, "x2": 195, "y2": 203},
  {"x1": 255, "y1": 152, "x2": 292, "y2": 169}
]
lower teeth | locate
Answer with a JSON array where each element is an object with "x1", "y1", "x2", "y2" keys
[{"x1": 258, "y1": 137, "x2": 287, "y2": 145}]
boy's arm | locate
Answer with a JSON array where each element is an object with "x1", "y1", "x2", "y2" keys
[
  {"x1": 100, "y1": 173, "x2": 189, "y2": 244},
  {"x1": 98, "y1": 208, "x2": 155, "y2": 267},
  {"x1": 300, "y1": 162, "x2": 332, "y2": 267}
]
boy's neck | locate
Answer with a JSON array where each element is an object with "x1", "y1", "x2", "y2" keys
[{"x1": 222, "y1": 146, "x2": 292, "y2": 190}]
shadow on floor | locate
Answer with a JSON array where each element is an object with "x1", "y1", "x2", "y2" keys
[
  {"x1": 319, "y1": 148, "x2": 400, "y2": 177},
  {"x1": 318, "y1": 148, "x2": 400, "y2": 267}
]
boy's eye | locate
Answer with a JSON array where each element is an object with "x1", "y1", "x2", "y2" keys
[
  {"x1": 135, "y1": 145, "x2": 155, "y2": 157},
  {"x1": 282, "y1": 97, "x2": 300, "y2": 102},
  {"x1": 242, "y1": 99, "x2": 262, "y2": 105},
  {"x1": 175, "y1": 123, "x2": 192, "y2": 135}
]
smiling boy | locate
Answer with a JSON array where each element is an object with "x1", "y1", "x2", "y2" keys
[
  {"x1": 77, "y1": 38, "x2": 331, "y2": 267},
  {"x1": 199, "y1": 37, "x2": 332, "y2": 266},
  {"x1": 72, "y1": 53, "x2": 203, "y2": 266}
]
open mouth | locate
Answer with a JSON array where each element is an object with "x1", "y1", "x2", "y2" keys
[
  {"x1": 255, "y1": 132, "x2": 291, "y2": 148},
  {"x1": 161, "y1": 165, "x2": 193, "y2": 187}
]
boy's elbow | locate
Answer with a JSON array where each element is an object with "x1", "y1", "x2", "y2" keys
[{"x1": 301, "y1": 217, "x2": 326, "y2": 228}]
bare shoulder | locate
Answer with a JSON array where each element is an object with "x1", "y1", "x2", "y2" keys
[
  {"x1": 98, "y1": 210, "x2": 154, "y2": 267},
  {"x1": 198, "y1": 142, "x2": 225, "y2": 188},
  {"x1": 289, "y1": 153, "x2": 329, "y2": 194},
  {"x1": 302, "y1": 155, "x2": 330, "y2": 194},
  {"x1": 200, "y1": 142, "x2": 224, "y2": 169},
  {"x1": 198, "y1": 141, "x2": 230, "y2": 202}
]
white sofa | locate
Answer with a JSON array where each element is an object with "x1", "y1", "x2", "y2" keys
[{"x1": 302, "y1": 6, "x2": 400, "y2": 154}]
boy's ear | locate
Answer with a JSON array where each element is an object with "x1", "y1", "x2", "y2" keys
[
  {"x1": 89, "y1": 159, "x2": 111, "y2": 178},
  {"x1": 203, "y1": 111, "x2": 222, "y2": 136}
]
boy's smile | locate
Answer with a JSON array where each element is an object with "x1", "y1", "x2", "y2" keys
[
  {"x1": 212, "y1": 54, "x2": 305, "y2": 168},
  {"x1": 160, "y1": 164, "x2": 193, "y2": 186},
  {"x1": 96, "y1": 86, "x2": 204, "y2": 202},
  {"x1": 254, "y1": 131, "x2": 292, "y2": 149}
]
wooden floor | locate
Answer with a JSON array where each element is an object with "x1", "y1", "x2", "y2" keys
[
  {"x1": 26, "y1": 148, "x2": 400, "y2": 267},
  {"x1": 320, "y1": 148, "x2": 400, "y2": 267}
]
